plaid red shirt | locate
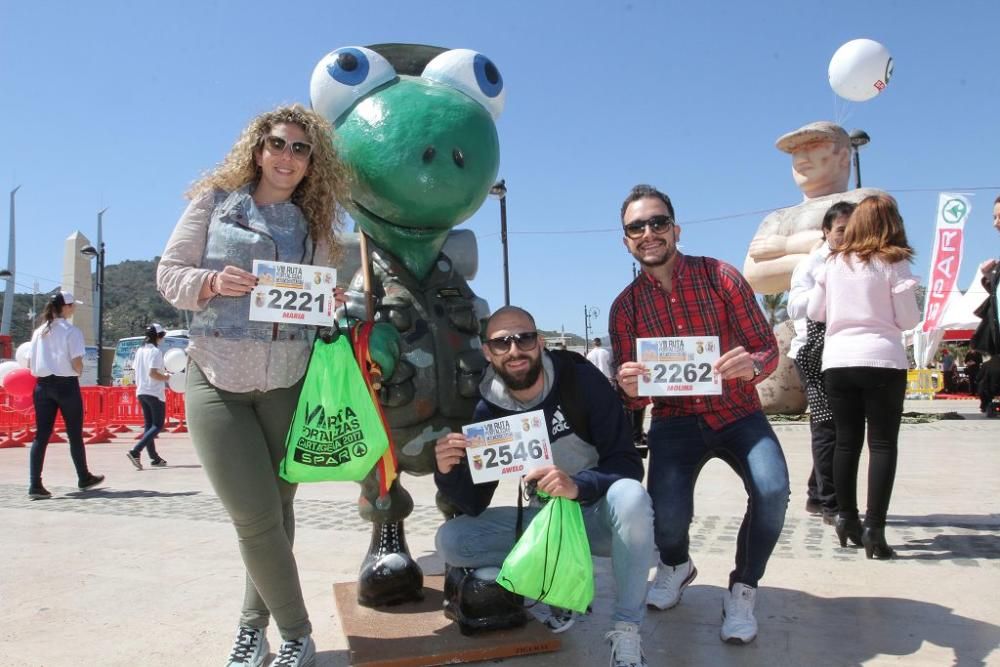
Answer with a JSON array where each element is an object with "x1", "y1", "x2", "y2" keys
[{"x1": 610, "y1": 254, "x2": 778, "y2": 430}]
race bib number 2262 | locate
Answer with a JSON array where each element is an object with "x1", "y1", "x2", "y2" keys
[{"x1": 637, "y1": 336, "x2": 722, "y2": 397}]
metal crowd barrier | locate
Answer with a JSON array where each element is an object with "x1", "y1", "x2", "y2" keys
[{"x1": 0, "y1": 386, "x2": 187, "y2": 448}]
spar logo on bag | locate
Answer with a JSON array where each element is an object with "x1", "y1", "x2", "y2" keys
[{"x1": 293, "y1": 402, "x2": 369, "y2": 467}]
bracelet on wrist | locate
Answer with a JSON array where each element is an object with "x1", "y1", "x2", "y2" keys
[{"x1": 210, "y1": 271, "x2": 220, "y2": 295}]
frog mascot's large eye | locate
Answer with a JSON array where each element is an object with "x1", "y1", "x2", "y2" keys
[
  {"x1": 310, "y1": 46, "x2": 398, "y2": 124},
  {"x1": 421, "y1": 49, "x2": 505, "y2": 119}
]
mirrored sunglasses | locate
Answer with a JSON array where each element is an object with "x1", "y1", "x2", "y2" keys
[
  {"x1": 623, "y1": 215, "x2": 675, "y2": 239},
  {"x1": 485, "y1": 331, "x2": 539, "y2": 354}
]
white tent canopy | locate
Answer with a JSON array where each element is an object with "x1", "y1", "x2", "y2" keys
[{"x1": 908, "y1": 269, "x2": 988, "y2": 368}]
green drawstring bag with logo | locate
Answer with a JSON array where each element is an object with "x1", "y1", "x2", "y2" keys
[
  {"x1": 496, "y1": 494, "x2": 594, "y2": 614},
  {"x1": 280, "y1": 334, "x2": 389, "y2": 483}
]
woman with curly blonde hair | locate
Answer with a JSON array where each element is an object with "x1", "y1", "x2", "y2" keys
[
  {"x1": 806, "y1": 193, "x2": 920, "y2": 562},
  {"x1": 158, "y1": 104, "x2": 349, "y2": 667}
]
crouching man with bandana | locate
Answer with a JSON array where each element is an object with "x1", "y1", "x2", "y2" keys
[{"x1": 434, "y1": 306, "x2": 655, "y2": 667}]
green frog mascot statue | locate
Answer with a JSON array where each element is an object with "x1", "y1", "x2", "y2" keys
[{"x1": 311, "y1": 43, "x2": 521, "y2": 631}]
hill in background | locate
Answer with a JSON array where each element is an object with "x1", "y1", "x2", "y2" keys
[
  {"x1": 3, "y1": 258, "x2": 187, "y2": 346},
  {"x1": 2, "y1": 259, "x2": 593, "y2": 348}
]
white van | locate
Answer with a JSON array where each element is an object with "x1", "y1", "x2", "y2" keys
[{"x1": 111, "y1": 330, "x2": 189, "y2": 387}]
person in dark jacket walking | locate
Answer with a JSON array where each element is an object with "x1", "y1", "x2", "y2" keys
[{"x1": 971, "y1": 196, "x2": 1000, "y2": 355}]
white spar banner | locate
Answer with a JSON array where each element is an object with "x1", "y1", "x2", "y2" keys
[{"x1": 922, "y1": 193, "x2": 971, "y2": 332}]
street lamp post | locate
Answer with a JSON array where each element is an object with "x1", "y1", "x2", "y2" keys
[
  {"x1": 81, "y1": 240, "x2": 106, "y2": 385},
  {"x1": 583, "y1": 305, "x2": 599, "y2": 351},
  {"x1": 489, "y1": 179, "x2": 510, "y2": 306},
  {"x1": 849, "y1": 129, "x2": 870, "y2": 190},
  {"x1": 1, "y1": 185, "x2": 21, "y2": 336}
]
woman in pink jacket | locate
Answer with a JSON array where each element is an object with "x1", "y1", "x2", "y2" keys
[{"x1": 807, "y1": 194, "x2": 920, "y2": 560}]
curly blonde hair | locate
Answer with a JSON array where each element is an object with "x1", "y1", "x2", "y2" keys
[{"x1": 187, "y1": 104, "x2": 350, "y2": 263}]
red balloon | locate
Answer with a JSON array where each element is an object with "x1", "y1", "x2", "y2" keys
[
  {"x1": 2, "y1": 368, "x2": 37, "y2": 398},
  {"x1": 9, "y1": 393, "x2": 33, "y2": 410}
]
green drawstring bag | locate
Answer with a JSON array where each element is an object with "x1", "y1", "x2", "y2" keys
[
  {"x1": 496, "y1": 495, "x2": 594, "y2": 614},
  {"x1": 280, "y1": 335, "x2": 389, "y2": 483}
]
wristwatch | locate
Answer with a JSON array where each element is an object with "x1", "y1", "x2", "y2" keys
[{"x1": 751, "y1": 359, "x2": 763, "y2": 378}]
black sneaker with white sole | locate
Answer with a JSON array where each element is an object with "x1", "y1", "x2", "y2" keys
[
  {"x1": 27, "y1": 485, "x2": 52, "y2": 500},
  {"x1": 77, "y1": 473, "x2": 105, "y2": 490},
  {"x1": 150, "y1": 459, "x2": 168, "y2": 467}
]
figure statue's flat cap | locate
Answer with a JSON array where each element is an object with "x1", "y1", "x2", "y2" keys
[{"x1": 776, "y1": 121, "x2": 849, "y2": 153}]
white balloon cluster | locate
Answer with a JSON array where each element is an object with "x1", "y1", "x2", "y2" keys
[
  {"x1": 15, "y1": 342, "x2": 31, "y2": 368},
  {"x1": 0, "y1": 360, "x2": 20, "y2": 382},
  {"x1": 163, "y1": 348, "x2": 188, "y2": 394},
  {"x1": 0, "y1": 342, "x2": 33, "y2": 382}
]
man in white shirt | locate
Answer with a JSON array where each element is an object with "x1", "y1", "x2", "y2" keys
[
  {"x1": 786, "y1": 201, "x2": 852, "y2": 521},
  {"x1": 586, "y1": 338, "x2": 614, "y2": 382}
]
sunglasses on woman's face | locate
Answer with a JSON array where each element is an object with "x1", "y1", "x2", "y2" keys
[
  {"x1": 484, "y1": 331, "x2": 539, "y2": 355},
  {"x1": 623, "y1": 215, "x2": 675, "y2": 239},
  {"x1": 262, "y1": 135, "x2": 313, "y2": 160}
]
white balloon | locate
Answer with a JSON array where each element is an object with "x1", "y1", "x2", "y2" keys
[
  {"x1": 15, "y1": 341, "x2": 31, "y2": 368},
  {"x1": 168, "y1": 370, "x2": 186, "y2": 394},
  {"x1": 163, "y1": 348, "x2": 188, "y2": 374},
  {"x1": 828, "y1": 39, "x2": 893, "y2": 102},
  {"x1": 0, "y1": 360, "x2": 20, "y2": 381}
]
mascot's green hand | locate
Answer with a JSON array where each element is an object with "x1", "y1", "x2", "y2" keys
[{"x1": 368, "y1": 323, "x2": 401, "y2": 379}]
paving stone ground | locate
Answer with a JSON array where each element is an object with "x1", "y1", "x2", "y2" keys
[{"x1": 1, "y1": 399, "x2": 998, "y2": 666}]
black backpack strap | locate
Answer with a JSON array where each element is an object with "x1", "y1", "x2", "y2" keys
[{"x1": 548, "y1": 349, "x2": 592, "y2": 444}]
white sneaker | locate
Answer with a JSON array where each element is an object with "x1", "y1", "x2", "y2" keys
[
  {"x1": 605, "y1": 621, "x2": 648, "y2": 667},
  {"x1": 720, "y1": 583, "x2": 758, "y2": 644},
  {"x1": 525, "y1": 601, "x2": 577, "y2": 633},
  {"x1": 225, "y1": 625, "x2": 269, "y2": 667},
  {"x1": 645, "y1": 559, "x2": 697, "y2": 610},
  {"x1": 272, "y1": 635, "x2": 315, "y2": 667}
]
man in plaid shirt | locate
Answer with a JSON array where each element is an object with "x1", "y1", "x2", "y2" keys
[{"x1": 611, "y1": 184, "x2": 789, "y2": 646}]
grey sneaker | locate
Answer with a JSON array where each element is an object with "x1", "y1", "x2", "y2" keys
[
  {"x1": 272, "y1": 635, "x2": 315, "y2": 667},
  {"x1": 125, "y1": 451, "x2": 143, "y2": 470},
  {"x1": 225, "y1": 625, "x2": 269, "y2": 667},
  {"x1": 525, "y1": 601, "x2": 578, "y2": 633},
  {"x1": 605, "y1": 621, "x2": 648, "y2": 667},
  {"x1": 646, "y1": 559, "x2": 697, "y2": 610},
  {"x1": 720, "y1": 583, "x2": 758, "y2": 644}
]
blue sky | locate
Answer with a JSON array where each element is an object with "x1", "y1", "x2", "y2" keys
[{"x1": 2, "y1": 0, "x2": 998, "y2": 338}]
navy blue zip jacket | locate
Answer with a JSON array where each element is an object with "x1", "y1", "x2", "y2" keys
[{"x1": 435, "y1": 350, "x2": 644, "y2": 517}]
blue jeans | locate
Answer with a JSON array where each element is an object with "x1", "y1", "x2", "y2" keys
[
  {"x1": 647, "y1": 411, "x2": 789, "y2": 589},
  {"x1": 131, "y1": 394, "x2": 165, "y2": 461},
  {"x1": 436, "y1": 478, "x2": 654, "y2": 624}
]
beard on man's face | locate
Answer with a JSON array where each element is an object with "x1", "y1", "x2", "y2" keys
[{"x1": 494, "y1": 352, "x2": 543, "y2": 391}]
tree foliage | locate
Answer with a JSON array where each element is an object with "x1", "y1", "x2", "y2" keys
[
  {"x1": 759, "y1": 292, "x2": 789, "y2": 327},
  {"x1": 1, "y1": 258, "x2": 187, "y2": 347}
]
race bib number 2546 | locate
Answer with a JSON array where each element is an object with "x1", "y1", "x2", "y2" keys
[{"x1": 462, "y1": 410, "x2": 553, "y2": 484}]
